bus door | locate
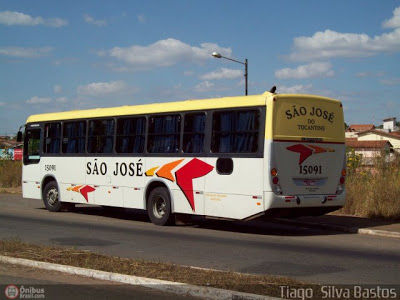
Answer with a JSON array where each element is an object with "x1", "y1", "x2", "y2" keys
[{"x1": 22, "y1": 124, "x2": 42, "y2": 199}]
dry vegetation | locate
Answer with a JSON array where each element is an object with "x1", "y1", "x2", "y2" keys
[
  {"x1": 339, "y1": 150, "x2": 400, "y2": 220},
  {"x1": 0, "y1": 160, "x2": 22, "y2": 188},
  {"x1": 0, "y1": 238, "x2": 315, "y2": 298}
]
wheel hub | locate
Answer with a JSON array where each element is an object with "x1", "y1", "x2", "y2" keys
[
  {"x1": 47, "y1": 188, "x2": 58, "y2": 206},
  {"x1": 153, "y1": 196, "x2": 166, "y2": 218}
]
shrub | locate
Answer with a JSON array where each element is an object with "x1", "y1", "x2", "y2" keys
[{"x1": 340, "y1": 151, "x2": 400, "y2": 220}]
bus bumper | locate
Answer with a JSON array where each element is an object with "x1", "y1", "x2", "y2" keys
[{"x1": 263, "y1": 191, "x2": 345, "y2": 218}]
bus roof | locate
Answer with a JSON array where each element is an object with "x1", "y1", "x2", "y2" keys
[
  {"x1": 25, "y1": 91, "x2": 341, "y2": 124},
  {"x1": 26, "y1": 92, "x2": 271, "y2": 124}
]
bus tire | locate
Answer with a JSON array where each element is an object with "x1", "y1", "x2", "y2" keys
[
  {"x1": 43, "y1": 181, "x2": 62, "y2": 212},
  {"x1": 147, "y1": 187, "x2": 174, "y2": 226}
]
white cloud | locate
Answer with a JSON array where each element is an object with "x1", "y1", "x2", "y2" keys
[
  {"x1": 275, "y1": 62, "x2": 334, "y2": 79},
  {"x1": 0, "y1": 102, "x2": 5, "y2": 107},
  {"x1": 55, "y1": 97, "x2": 68, "y2": 103},
  {"x1": 105, "y1": 38, "x2": 232, "y2": 71},
  {"x1": 84, "y1": 14, "x2": 107, "y2": 27},
  {"x1": 0, "y1": 46, "x2": 53, "y2": 58},
  {"x1": 46, "y1": 18, "x2": 68, "y2": 28},
  {"x1": 26, "y1": 96, "x2": 52, "y2": 104},
  {"x1": 380, "y1": 78, "x2": 400, "y2": 86},
  {"x1": 0, "y1": 11, "x2": 67, "y2": 27},
  {"x1": 278, "y1": 84, "x2": 313, "y2": 94},
  {"x1": 382, "y1": 6, "x2": 400, "y2": 29},
  {"x1": 53, "y1": 85, "x2": 62, "y2": 94},
  {"x1": 287, "y1": 28, "x2": 400, "y2": 61},
  {"x1": 200, "y1": 68, "x2": 242, "y2": 80},
  {"x1": 356, "y1": 71, "x2": 384, "y2": 78},
  {"x1": 137, "y1": 15, "x2": 146, "y2": 24},
  {"x1": 0, "y1": 11, "x2": 42, "y2": 26},
  {"x1": 194, "y1": 81, "x2": 215, "y2": 92},
  {"x1": 183, "y1": 70, "x2": 194, "y2": 76},
  {"x1": 77, "y1": 81, "x2": 128, "y2": 96}
]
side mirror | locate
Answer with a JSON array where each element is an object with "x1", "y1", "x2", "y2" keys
[{"x1": 17, "y1": 131, "x2": 23, "y2": 142}]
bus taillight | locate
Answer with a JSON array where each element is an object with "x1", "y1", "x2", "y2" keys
[
  {"x1": 271, "y1": 168, "x2": 282, "y2": 194},
  {"x1": 336, "y1": 168, "x2": 346, "y2": 194}
]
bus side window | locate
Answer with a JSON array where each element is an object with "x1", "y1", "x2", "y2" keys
[
  {"x1": 24, "y1": 129, "x2": 41, "y2": 164},
  {"x1": 63, "y1": 121, "x2": 86, "y2": 154},
  {"x1": 211, "y1": 110, "x2": 259, "y2": 153},
  {"x1": 88, "y1": 119, "x2": 115, "y2": 154},
  {"x1": 183, "y1": 113, "x2": 205, "y2": 154},
  {"x1": 44, "y1": 122, "x2": 61, "y2": 154},
  {"x1": 148, "y1": 115, "x2": 181, "y2": 153},
  {"x1": 116, "y1": 117, "x2": 145, "y2": 153}
]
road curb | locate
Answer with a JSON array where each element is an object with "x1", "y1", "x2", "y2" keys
[
  {"x1": 0, "y1": 255, "x2": 279, "y2": 300},
  {"x1": 356, "y1": 228, "x2": 400, "y2": 239},
  {"x1": 275, "y1": 218, "x2": 400, "y2": 239}
]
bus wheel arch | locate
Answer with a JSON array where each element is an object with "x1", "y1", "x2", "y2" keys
[{"x1": 145, "y1": 181, "x2": 174, "y2": 226}]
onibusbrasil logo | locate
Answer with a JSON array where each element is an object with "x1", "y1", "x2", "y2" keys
[
  {"x1": 4, "y1": 285, "x2": 45, "y2": 299},
  {"x1": 4, "y1": 285, "x2": 19, "y2": 299}
]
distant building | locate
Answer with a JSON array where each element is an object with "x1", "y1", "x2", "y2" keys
[
  {"x1": 0, "y1": 137, "x2": 23, "y2": 160},
  {"x1": 346, "y1": 124, "x2": 376, "y2": 132},
  {"x1": 382, "y1": 117, "x2": 398, "y2": 133},
  {"x1": 345, "y1": 117, "x2": 400, "y2": 166},
  {"x1": 345, "y1": 124, "x2": 375, "y2": 138},
  {"x1": 357, "y1": 129, "x2": 400, "y2": 153},
  {"x1": 346, "y1": 139, "x2": 393, "y2": 166}
]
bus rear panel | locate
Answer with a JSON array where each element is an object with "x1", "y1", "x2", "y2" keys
[{"x1": 264, "y1": 94, "x2": 346, "y2": 218}]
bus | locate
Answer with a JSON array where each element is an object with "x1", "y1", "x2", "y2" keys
[{"x1": 17, "y1": 89, "x2": 346, "y2": 226}]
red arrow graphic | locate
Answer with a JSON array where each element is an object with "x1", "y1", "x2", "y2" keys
[
  {"x1": 287, "y1": 144, "x2": 314, "y2": 165},
  {"x1": 175, "y1": 158, "x2": 214, "y2": 212},
  {"x1": 80, "y1": 185, "x2": 95, "y2": 202}
]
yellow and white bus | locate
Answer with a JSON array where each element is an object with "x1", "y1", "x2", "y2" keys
[{"x1": 18, "y1": 90, "x2": 346, "y2": 225}]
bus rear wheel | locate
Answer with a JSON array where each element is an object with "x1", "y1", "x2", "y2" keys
[{"x1": 147, "y1": 187, "x2": 174, "y2": 226}]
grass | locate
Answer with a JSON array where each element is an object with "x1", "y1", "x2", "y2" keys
[
  {"x1": 0, "y1": 238, "x2": 319, "y2": 298},
  {"x1": 0, "y1": 160, "x2": 22, "y2": 188}
]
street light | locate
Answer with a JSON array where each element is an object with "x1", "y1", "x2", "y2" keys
[{"x1": 212, "y1": 52, "x2": 248, "y2": 95}]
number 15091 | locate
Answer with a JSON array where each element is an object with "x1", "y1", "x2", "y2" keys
[{"x1": 299, "y1": 165, "x2": 322, "y2": 175}]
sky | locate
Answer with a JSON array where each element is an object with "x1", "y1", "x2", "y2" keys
[{"x1": 1, "y1": 0, "x2": 400, "y2": 135}]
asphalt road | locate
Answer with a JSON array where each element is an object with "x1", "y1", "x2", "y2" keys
[{"x1": 1, "y1": 194, "x2": 399, "y2": 285}]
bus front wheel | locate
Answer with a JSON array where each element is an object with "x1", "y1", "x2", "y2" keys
[
  {"x1": 43, "y1": 181, "x2": 62, "y2": 212},
  {"x1": 42, "y1": 181, "x2": 74, "y2": 212},
  {"x1": 147, "y1": 187, "x2": 174, "y2": 226}
]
